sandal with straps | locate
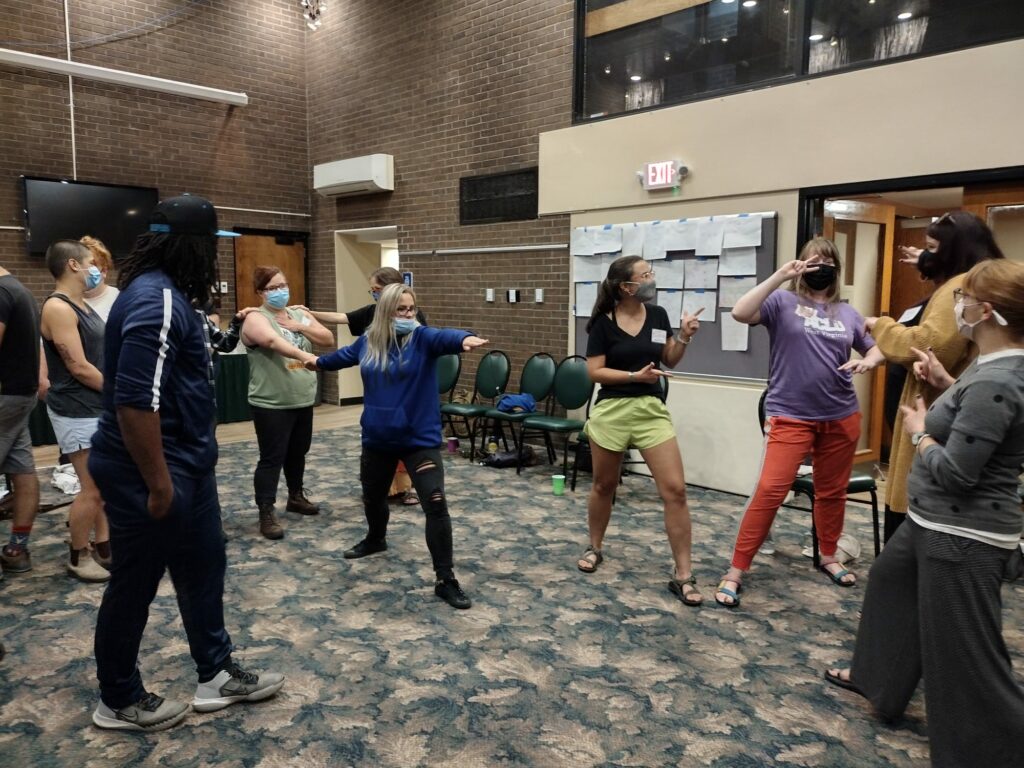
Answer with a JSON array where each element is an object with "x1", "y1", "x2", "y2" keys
[
  {"x1": 577, "y1": 545, "x2": 603, "y2": 573},
  {"x1": 668, "y1": 573, "x2": 703, "y2": 607},
  {"x1": 714, "y1": 578, "x2": 742, "y2": 608},
  {"x1": 819, "y1": 562, "x2": 856, "y2": 587}
]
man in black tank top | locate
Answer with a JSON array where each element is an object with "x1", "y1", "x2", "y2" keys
[{"x1": 40, "y1": 240, "x2": 110, "y2": 583}]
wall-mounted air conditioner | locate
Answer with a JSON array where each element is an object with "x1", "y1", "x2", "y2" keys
[{"x1": 313, "y1": 154, "x2": 394, "y2": 197}]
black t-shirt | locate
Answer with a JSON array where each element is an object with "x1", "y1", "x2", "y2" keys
[
  {"x1": 346, "y1": 303, "x2": 428, "y2": 337},
  {"x1": 586, "y1": 303, "x2": 672, "y2": 403},
  {"x1": 0, "y1": 274, "x2": 40, "y2": 397}
]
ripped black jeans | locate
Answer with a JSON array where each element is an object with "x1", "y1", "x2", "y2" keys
[{"x1": 359, "y1": 446, "x2": 454, "y2": 579}]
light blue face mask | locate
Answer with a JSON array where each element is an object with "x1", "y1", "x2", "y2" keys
[
  {"x1": 265, "y1": 287, "x2": 290, "y2": 309},
  {"x1": 371, "y1": 290, "x2": 381, "y2": 302},
  {"x1": 393, "y1": 317, "x2": 419, "y2": 336},
  {"x1": 85, "y1": 265, "x2": 103, "y2": 291}
]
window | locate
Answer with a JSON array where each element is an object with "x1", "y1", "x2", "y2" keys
[
  {"x1": 575, "y1": 0, "x2": 1024, "y2": 121},
  {"x1": 459, "y1": 168, "x2": 539, "y2": 225}
]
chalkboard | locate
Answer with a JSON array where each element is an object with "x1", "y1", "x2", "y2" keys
[{"x1": 574, "y1": 214, "x2": 776, "y2": 381}]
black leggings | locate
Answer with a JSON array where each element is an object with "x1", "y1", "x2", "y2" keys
[
  {"x1": 251, "y1": 405, "x2": 313, "y2": 506},
  {"x1": 360, "y1": 446, "x2": 454, "y2": 579}
]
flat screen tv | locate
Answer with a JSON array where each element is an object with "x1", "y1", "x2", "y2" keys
[{"x1": 22, "y1": 177, "x2": 159, "y2": 261}]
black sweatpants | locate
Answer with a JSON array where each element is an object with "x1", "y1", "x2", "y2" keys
[
  {"x1": 251, "y1": 405, "x2": 313, "y2": 507},
  {"x1": 850, "y1": 518, "x2": 1024, "y2": 767},
  {"x1": 359, "y1": 446, "x2": 454, "y2": 579}
]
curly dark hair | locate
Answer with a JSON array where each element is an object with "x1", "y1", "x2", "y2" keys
[{"x1": 117, "y1": 232, "x2": 219, "y2": 305}]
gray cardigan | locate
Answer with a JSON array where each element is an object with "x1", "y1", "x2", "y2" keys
[{"x1": 906, "y1": 354, "x2": 1024, "y2": 536}]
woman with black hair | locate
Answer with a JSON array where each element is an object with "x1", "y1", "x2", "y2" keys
[
  {"x1": 865, "y1": 211, "x2": 1004, "y2": 541},
  {"x1": 577, "y1": 255, "x2": 705, "y2": 607}
]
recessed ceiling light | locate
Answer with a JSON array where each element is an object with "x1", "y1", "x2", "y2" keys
[
  {"x1": 897, "y1": 11, "x2": 912, "y2": 20},
  {"x1": 743, "y1": 0, "x2": 758, "y2": 7},
  {"x1": 808, "y1": 33, "x2": 824, "y2": 41},
  {"x1": 721, "y1": 37, "x2": 729, "y2": 43},
  {"x1": 783, "y1": 7, "x2": 790, "y2": 13},
  {"x1": 869, "y1": 0, "x2": 876, "y2": 4},
  {"x1": 630, "y1": 74, "x2": 642, "y2": 81},
  {"x1": 830, "y1": 37, "x2": 838, "y2": 46},
  {"x1": 603, "y1": 65, "x2": 611, "y2": 75},
  {"x1": 663, "y1": 52, "x2": 672, "y2": 61},
  {"x1": 722, "y1": 0, "x2": 736, "y2": 4}
]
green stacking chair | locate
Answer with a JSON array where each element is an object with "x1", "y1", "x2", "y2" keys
[
  {"x1": 436, "y1": 353, "x2": 462, "y2": 401},
  {"x1": 757, "y1": 388, "x2": 881, "y2": 567},
  {"x1": 440, "y1": 350, "x2": 511, "y2": 461},
  {"x1": 516, "y1": 355, "x2": 593, "y2": 476},
  {"x1": 479, "y1": 352, "x2": 557, "y2": 455}
]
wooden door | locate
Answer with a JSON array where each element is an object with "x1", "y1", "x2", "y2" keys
[
  {"x1": 824, "y1": 200, "x2": 895, "y2": 464},
  {"x1": 234, "y1": 234, "x2": 307, "y2": 311},
  {"x1": 963, "y1": 182, "x2": 1024, "y2": 264}
]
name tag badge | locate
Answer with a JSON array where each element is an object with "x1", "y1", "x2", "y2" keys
[{"x1": 651, "y1": 329, "x2": 667, "y2": 344}]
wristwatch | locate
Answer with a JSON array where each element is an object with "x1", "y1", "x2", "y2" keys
[
  {"x1": 911, "y1": 431, "x2": 930, "y2": 446},
  {"x1": 677, "y1": 334, "x2": 692, "y2": 345}
]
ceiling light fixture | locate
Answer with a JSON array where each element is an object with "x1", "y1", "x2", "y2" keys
[
  {"x1": 721, "y1": 37, "x2": 729, "y2": 43},
  {"x1": 897, "y1": 11, "x2": 913, "y2": 20},
  {"x1": 722, "y1": 0, "x2": 736, "y2": 4},
  {"x1": 808, "y1": 33, "x2": 824, "y2": 42},
  {"x1": 742, "y1": 0, "x2": 758, "y2": 7},
  {"x1": 830, "y1": 36, "x2": 838, "y2": 46},
  {"x1": 630, "y1": 74, "x2": 642, "y2": 81},
  {"x1": 603, "y1": 65, "x2": 611, "y2": 74},
  {"x1": 664, "y1": 52, "x2": 672, "y2": 61},
  {"x1": 300, "y1": 0, "x2": 326, "y2": 31}
]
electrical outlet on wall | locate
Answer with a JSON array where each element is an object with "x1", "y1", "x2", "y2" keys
[
  {"x1": 485, "y1": 288, "x2": 495, "y2": 302},
  {"x1": 535, "y1": 288, "x2": 544, "y2": 303},
  {"x1": 218, "y1": 281, "x2": 228, "y2": 294}
]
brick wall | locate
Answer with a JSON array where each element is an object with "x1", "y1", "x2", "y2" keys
[
  {"x1": 2, "y1": 0, "x2": 577, "y2": 406},
  {"x1": 305, "y1": 0, "x2": 575, "y2": 403},
  {"x1": 0, "y1": 0, "x2": 311, "y2": 309}
]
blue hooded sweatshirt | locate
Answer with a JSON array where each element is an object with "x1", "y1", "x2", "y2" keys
[{"x1": 316, "y1": 326, "x2": 471, "y2": 451}]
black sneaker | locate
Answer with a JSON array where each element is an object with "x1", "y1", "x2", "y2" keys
[
  {"x1": 343, "y1": 538, "x2": 388, "y2": 559},
  {"x1": 92, "y1": 692, "x2": 188, "y2": 731},
  {"x1": 435, "y1": 577, "x2": 471, "y2": 609}
]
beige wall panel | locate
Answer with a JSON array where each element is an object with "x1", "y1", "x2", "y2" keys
[{"x1": 540, "y1": 39, "x2": 1024, "y2": 216}]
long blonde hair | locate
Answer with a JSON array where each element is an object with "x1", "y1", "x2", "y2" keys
[{"x1": 362, "y1": 283, "x2": 416, "y2": 371}]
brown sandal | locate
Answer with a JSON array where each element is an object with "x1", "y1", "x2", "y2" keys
[
  {"x1": 577, "y1": 545, "x2": 603, "y2": 573},
  {"x1": 668, "y1": 574, "x2": 703, "y2": 607}
]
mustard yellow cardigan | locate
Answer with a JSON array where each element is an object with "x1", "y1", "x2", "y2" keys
[{"x1": 871, "y1": 275, "x2": 974, "y2": 514}]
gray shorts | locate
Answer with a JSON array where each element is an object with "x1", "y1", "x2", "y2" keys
[
  {"x1": 0, "y1": 395, "x2": 37, "y2": 475},
  {"x1": 47, "y1": 407, "x2": 99, "y2": 455}
]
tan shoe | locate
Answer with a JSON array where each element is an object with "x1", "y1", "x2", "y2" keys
[{"x1": 68, "y1": 548, "x2": 110, "y2": 583}]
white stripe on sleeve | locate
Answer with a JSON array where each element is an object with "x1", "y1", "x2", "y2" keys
[{"x1": 150, "y1": 288, "x2": 173, "y2": 410}]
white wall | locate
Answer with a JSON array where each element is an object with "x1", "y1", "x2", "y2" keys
[{"x1": 543, "y1": 39, "x2": 1024, "y2": 494}]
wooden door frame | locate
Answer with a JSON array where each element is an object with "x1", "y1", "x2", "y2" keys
[
  {"x1": 231, "y1": 227, "x2": 311, "y2": 311},
  {"x1": 823, "y1": 200, "x2": 895, "y2": 464}
]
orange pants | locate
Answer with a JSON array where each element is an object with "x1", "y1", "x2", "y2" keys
[{"x1": 731, "y1": 412, "x2": 861, "y2": 570}]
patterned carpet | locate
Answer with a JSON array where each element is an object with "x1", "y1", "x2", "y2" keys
[{"x1": 1, "y1": 425, "x2": 1021, "y2": 767}]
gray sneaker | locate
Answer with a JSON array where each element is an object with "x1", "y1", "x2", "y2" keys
[
  {"x1": 192, "y1": 661, "x2": 285, "y2": 712},
  {"x1": 92, "y1": 692, "x2": 188, "y2": 731}
]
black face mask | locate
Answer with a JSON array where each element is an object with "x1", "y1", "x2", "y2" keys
[
  {"x1": 916, "y1": 249, "x2": 940, "y2": 280},
  {"x1": 802, "y1": 264, "x2": 836, "y2": 291}
]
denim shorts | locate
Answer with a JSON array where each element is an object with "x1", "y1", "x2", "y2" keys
[
  {"x1": 47, "y1": 408, "x2": 99, "y2": 455},
  {"x1": 584, "y1": 395, "x2": 677, "y2": 453}
]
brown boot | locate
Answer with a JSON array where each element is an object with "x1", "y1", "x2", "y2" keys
[
  {"x1": 258, "y1": 504, "x2": 284, "y2": 540},
  {"x1": 286, "y1": 490, "x2": 320, "y2": 516}
]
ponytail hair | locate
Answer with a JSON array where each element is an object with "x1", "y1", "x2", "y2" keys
[{"x1": 586, "y1": 255, "x2": 643, "y2": 333}]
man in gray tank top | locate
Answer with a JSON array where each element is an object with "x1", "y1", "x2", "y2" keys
[{"x1": 41, "y1": 240, "x2": 110, "y2": 583}]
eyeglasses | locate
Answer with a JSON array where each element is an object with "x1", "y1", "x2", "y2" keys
[
  {"x1": 394, "y1": 305, "x2": 417, "y2": 316},
  {"x1": 952, "y1": 288, "x2": 1009, "y2": 325},
  {"x1": 264, "y1": 282, "x2": 288, "y2": 291},
  {"x1": 625, "y1": 270, "x2": 655, "y2": 284}
]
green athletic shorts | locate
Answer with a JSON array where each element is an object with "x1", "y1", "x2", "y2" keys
[{"x1": 584, "y1": 395, "x2": 676, "y2": 453}]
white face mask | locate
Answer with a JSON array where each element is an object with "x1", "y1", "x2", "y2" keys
[{"x1": 954, "y1": 298, "x2": 984, "y2": 339}]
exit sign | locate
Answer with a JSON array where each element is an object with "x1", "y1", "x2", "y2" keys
[{"x1": 642, "y1": 160, "x2": 679, "y2": 190}]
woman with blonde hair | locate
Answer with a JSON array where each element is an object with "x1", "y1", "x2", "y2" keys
[
  {"x1": 826, "y1": 258, "x2": 1024, "y2": 767},
  {"x1": 310, "y1": 284, "x2": 487, "y2": 610},
  {"x1": 714, "y1": 238, "x2": 886, "y2": 607}
]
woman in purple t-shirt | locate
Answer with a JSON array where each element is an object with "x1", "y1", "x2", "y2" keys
[{"x1": 714, "y1": 238, "x2": 886, "y2": 608}]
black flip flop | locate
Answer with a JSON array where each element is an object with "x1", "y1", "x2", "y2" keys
[{"x1": 824, "y1": 668, "x2": 864, "y2": 696}]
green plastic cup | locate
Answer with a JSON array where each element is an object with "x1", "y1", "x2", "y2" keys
[{"x1": 552, "y1": 474, "x2": 566, "y2": 495}]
